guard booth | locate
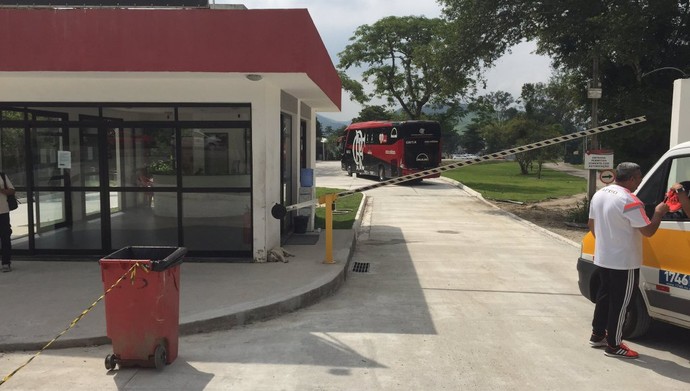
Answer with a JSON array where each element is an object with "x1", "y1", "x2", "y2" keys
[{"x1": 0, "y1": 2, "x2": 341, "y2": 262}]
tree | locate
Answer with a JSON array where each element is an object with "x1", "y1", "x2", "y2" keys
[
  {"x1": 464, "y1": 91, "x2": 519, "y2": 153},
  {"x1": 440, "y1": 0, "x2": 690, "y2": 170},
  {"x1": 338, "y1": 16, "x2": 477, "y2": 119},
  {"x1": 459, "y1": 122, "x2": 485, "y2": 154},
  {"x1": 351, "y1": 105, "x2": 395, "y2": 123},
  {"x1": 520, "y1": 73, "x2": 586, "y2": 163}
]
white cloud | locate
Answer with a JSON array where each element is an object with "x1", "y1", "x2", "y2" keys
[{"x1": 230, "y1": 1, "x2": 552, "y2": 121}]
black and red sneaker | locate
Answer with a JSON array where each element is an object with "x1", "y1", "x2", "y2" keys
[
  {"x1": 605, "y1": 343, "x2": 639, "y2": 359},
  {"x1": 589, "y1": 333, "x2": 607, "y2": 348}
]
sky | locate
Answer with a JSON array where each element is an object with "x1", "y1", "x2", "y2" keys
[{"x1": 230, "y1": 0, "x2": 553, "y2": 122}]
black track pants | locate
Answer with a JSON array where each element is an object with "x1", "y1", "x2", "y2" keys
[
  {"x1": 0, "y1": 212, "x2": 11, "y2": 265},
  {"x1": 591, "y1": 266, "x2": 639, "y2": 347}
]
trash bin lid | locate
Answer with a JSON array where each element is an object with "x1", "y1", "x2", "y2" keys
[{"x1": 102, "y1": 246, "x2": 187, "y2": 272}]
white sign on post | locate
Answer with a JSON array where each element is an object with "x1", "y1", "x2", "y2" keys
[{"x1": 585, "y1": 149, "x2": 614, "y2": 170}]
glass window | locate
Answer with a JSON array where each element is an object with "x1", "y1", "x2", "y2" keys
[
  {"x1": 2, "y1": 104, "x2": 254, "y2": 257},
  {"x1": 32, "y1": 126, "x2": 67, "y2": 187},
  {"x1": 666, "y1": 156, "x2": 690, "y2": 189},
  {"x1": 75, "y1": 127, "x2": 100, "y2": 187},
  {"x1": 111, "y1": 190, "x2": 179, "y2": 249},
  {"x1": 0, "y1": 125, "x2": 26, "y2": 188},
  {"x1": 102, "y1": 106, "x2": 175, "y2": 122},
  {"x1": 180, "y1": 128, "x2": 251, "y2": 187},
  {"x1": 33, "y1": 191, "x2": 102, "y2": 250},
  {"x1": 107, "y1": 127, "x2": 177, "y2": 188},
  {"x1": 181, "y1": 192, "x2": 251, "y2": 251},
  {"x1": 177, "y1": 106, "x2": 250, "y2": 121}
]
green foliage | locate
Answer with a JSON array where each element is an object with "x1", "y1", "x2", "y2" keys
[
  {"x1": 314, "y1": 188, "x2": 364, "y2": 229},
  {"x1": 338, "y1": 16, "x2": 476, "y2": 119},
  {"x1": 148, "y1": 159, "x2": 174, "y2": 175},
  {"x1": 442, "y1": 161, "x2": 586, "y2": 202},
  {"x1": 352, "y1": 105, "x2": 395, "y2": 123},
  {"x1": 458, "y1": 122, "x2": 485, "y2": 154},
  {"x1": 440, "y1": 0, "x2": 690, "y2": 171},
  {"x1": 506, "y1": 118, "x2": 563, "y2": 175},
  {"x1": 567, "y1": 197, "x2": 591, "y2": 224}
]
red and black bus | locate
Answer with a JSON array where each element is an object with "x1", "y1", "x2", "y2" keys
[{"x1": 340, "y1": 120, "x2": 442, "y2": 181}]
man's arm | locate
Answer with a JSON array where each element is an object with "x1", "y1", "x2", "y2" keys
[
  {"x1": 588, "y1": 219, "x2": 595, "y2": 238},
  {"x1": 638, "y1": 201, "x2": 670, "y2": 237}
]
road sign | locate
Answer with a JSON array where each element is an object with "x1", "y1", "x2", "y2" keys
[
  {"x1": 585, "y1": 149, "x2": 614, "y2": 170},
  {"x1": 599, "y1": 169, "x2": 616, "y2": 184}
]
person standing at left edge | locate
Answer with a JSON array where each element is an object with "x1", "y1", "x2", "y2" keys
[{"x1": 0, "y1": 171, "x2": 15, "y2": 272}]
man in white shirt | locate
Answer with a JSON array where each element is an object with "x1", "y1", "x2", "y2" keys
[{"x1": 587, "y1": 162, "x2": 668, "y2": 359}]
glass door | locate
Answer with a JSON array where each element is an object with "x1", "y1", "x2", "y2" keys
[{"x1": 32, "y1": 124, "x2": 70, "y2": 234}]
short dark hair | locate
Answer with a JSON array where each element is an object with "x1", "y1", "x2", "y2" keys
[{"x1": 615, "y1": 162, "x2": 641, "y2": 182}]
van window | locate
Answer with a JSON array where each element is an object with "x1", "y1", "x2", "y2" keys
[
  {"x1": 637, "y1": 155, "x2": 690, "y2": 219},
  {"x1": 667, "y1": 156, "x2": 690, "y2": 189},
  {"x1": 637, "y1": 159, "x2": 669, "y2": 218}
]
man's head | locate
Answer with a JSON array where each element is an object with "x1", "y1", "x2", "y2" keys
[{"x1": 615, "y1": 162, "x2": 643, "y2": 191}]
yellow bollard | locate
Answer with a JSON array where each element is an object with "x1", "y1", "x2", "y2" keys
[{"x1": 319, "y1": 193, "x2": 337, "y2": 264}]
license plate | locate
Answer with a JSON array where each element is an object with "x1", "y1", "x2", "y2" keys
[{"x1": 659, "y1": 270, "x2": 690, "y2": 290}]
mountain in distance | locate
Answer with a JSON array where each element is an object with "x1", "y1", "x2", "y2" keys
[{"x1": 317, "y1": 114, "x2": 350, "y2": 131}]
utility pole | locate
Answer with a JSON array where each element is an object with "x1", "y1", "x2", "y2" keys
[{"x1": 587, "y1": 56, "x2": 601, "y2": 201}]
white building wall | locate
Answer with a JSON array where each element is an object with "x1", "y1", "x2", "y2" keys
[
  {"x1": 670, "y1": 78, "x2": 690, "y2": 148},
  {"x1": 253, "y1": 82, "x2": 283, "y2": 262}
]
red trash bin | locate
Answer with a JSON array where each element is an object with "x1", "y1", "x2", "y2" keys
[{"x1": 99, "y1": 246, "x2": 187, "y2": 371}]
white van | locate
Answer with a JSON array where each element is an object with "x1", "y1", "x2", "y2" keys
[{"x1": 577, "y1": 140, "x2": 690, "y2": 338}]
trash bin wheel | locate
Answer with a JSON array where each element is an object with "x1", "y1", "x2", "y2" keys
[
  {"x1": 153, "y1": 344, "x2": 167, "y2": 370},
  {"x1": 105, "y1": 354, "x2": 118, "y2": 371}
]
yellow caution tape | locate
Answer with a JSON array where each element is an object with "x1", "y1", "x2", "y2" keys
[
  {"x1": 0, "y1": 261, "x2": 148, "y2": 386},
  {"x1": 129, "y1": 261, "x2": 149, "y2": 284}
]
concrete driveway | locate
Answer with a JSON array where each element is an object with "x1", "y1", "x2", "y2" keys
[{"x1": 1, "y1": 161, "x2": 689, "y2": 390}]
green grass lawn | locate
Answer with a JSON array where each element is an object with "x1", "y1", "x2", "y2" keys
[
  {"x1": 314, "y1": 187, "x2": 364, "y2": 229},
  {"x1": 442, "y1": 161, "x2": 586, "y2": 202}
]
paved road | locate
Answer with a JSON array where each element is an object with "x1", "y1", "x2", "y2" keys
[
  {"x1": 543, "y1": 162, "x2": 589, "y2": 179},
  {"x1": 1, "y1": 161, "x2": 689, "y2": 390}
]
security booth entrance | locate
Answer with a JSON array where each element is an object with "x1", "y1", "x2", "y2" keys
[{"x1": 0, "y1": 104, "x2": 253, "y2": 258}]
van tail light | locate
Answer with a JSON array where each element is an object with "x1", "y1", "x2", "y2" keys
[{"x1": 656, "y1": 284, "x2": 670, "y2": 292}]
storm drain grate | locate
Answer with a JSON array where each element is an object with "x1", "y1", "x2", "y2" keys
[{"x1": 352, "y1": 262, "x2": 370, "y2": 273}]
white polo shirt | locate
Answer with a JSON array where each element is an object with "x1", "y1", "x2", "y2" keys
[
  {"x1": 0, "y1": 174, "x2": 14, "y2": 214},
  {"x1": 589, "y1": 184, "x2": 651, "y2": 270}
]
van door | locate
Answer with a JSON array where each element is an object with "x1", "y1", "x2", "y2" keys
[{"x1": 637, "y1": 153, "x2": 690, "y2": 327}]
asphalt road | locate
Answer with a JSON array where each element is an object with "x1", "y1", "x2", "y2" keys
[{"x1": 1, "y1": 161, "x2": 689, "y2": 390}]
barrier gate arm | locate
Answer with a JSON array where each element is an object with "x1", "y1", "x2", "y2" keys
[{"x1": 272, "y1": 115, "x2": 647, "y2": 263}]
